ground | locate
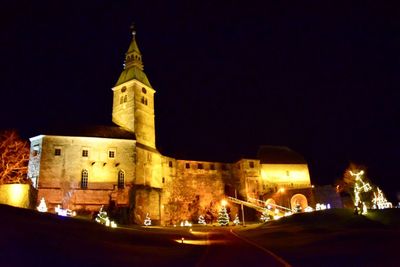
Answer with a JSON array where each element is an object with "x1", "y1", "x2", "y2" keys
[{"x1": 0, "y1": 204, "x2": 399, "y2": 266}]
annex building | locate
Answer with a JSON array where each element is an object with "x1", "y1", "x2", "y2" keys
[{"x1": 27, "y1": 28, "x2": 316, "y2": 225}]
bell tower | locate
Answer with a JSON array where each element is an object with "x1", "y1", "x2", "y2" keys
[{"x1": 112, "y1": 25, "x2": 156, "y2": 149}]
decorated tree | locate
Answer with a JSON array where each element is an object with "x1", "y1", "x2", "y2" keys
[
  {"x1": 372, "y1": 187, "x2": 392, "y2": 209},
  {"x1": 37, "y1": 197, "x2": 47, "y2": 212},
  {"x1": 217, "y1": 205, "x2": 229, "y2": 226},
  {"x1": 198, "y1": 215, "x2": 206, "y2": 225},
  {"x1": 0, "y1": 130, "x2": 30, "y2": 184}
]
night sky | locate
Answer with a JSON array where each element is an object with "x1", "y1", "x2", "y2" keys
[{"x1": 1, "y1": 1, "x2": 399, "y2": 200}]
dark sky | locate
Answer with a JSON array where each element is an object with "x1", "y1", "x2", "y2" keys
[{"x1": 1, "y1": 1, "x2": 399, "y2": 201}]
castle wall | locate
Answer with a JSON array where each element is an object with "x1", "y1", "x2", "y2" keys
[
  {"x1": 29, "y1": 135, "x2": 136, "y2": 211},
  {"x1": 160, "y1": 158, "x2": 238, "y2": 225},
  {"x1": 261, "y1": 163, "x2": 311, "y2": 189}
]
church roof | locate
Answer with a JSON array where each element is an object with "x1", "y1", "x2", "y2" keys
[
  {"x1": 115, "y1": 26, "x2": 151, "y2": 87},
  {"x1": 257, "y1": 146, "x2": 307, "y2": 164},
  {"x1": 116, "y1": 66, "x2": 151, "y2": 87},
  {"x1": 39, "y1": 125, "x2": 136, "y2": 140}
]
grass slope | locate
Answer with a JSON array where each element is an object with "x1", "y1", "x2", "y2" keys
[
  {"x1": 238, "y1": 209, "x2": 400, "y2": 267},
  {"x1": 0, "y1": 204, "x2": 203, "y2": 267}
]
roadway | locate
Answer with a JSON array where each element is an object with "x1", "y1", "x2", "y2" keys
[{"x1": 190, "y1": 228, "x2": 290, "y2": 267}]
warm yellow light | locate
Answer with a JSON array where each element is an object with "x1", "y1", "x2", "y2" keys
[
  {"x1": 279, "y1": 188, "x2": 285, "y2": 193},
  {"x1": 221, "y1": 199, "x2": 227, "y2": 206},
  {"x1": 8, "y1": 184, "x2": 26, "y2": 207}
]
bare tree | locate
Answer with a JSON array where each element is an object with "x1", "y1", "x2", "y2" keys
[{"x1": 0, "y1": 130, "x2": 30, "y2": 184}]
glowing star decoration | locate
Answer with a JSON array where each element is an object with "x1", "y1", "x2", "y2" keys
[
  {"x1": 350, "y1": 170, "x2": 372, "y2": 215},
  {"x1": 233, "y1": 214, "x2": 240, "y2": 225},
  {"x1": 144, "y1": 213, "x2": 152, "y2": 226},
  {"x1": 198, "y1": 215, "x2": 206, "y2": 225},
  {"x1": 55, "y1": 205, "x2": 76, "y2": 217},
  {"x1": 37, "y1": 197, "x2": 48, "y2": 212},
  {"x1": 372, "y1": 187, "x2": 392, "y2": 209}
]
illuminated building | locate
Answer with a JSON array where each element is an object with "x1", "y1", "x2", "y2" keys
[{"x1": 27, "y1": 26, "x2": 316, "y2": 225}]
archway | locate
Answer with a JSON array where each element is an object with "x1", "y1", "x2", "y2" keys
[{"x1": 290, "y1": 194, "x2": 308, "y2": 210}]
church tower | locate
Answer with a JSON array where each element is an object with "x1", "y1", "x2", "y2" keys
[{"x1": 112, "y1": 26, "x2": 156, "y2": 149}]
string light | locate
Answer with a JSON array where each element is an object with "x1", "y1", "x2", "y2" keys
[{"x1": 350, "y1": 170, "x2": 372, "y2": 215}]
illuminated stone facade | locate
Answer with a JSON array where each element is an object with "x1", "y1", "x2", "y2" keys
[{"x1": 28, "y1": 29, "x2": 314, "y2": 225}]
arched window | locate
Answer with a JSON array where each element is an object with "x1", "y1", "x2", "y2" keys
[
  {"x1": 81, "y1": 169, "x2": 88, "y2": 189},
  {"x1": 120, "y1": 96, "x2": 124, "y2": 104},
  {"x1": 118, "y1": 170, "x2": 125, "y2": 189},
  {"x1": 124, "y1": 95, "x2": 128, "y2": 103},
  {"x1": 142, "y1": 87, "x2": 147, "y2": 94}
]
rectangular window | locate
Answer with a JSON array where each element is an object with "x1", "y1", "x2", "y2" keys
[
  {"x1": 82, "y1": 149, "x2": 88, "y2": 157},
  {"x1": 185, "y1": 163, "x2": 190, "y2": 169},
  {"x1": 198, "y1": 163, "x2": 203, "y2": 169},
  {"x1": 221, "y1": 164, "x2": 227, "y2": 171},
  {"x1": 54, "y1": 148, "x2": 61, "y2": 156},
  {"x1": 168, "y1": 161, "x2": 173, "y2": 168},
  {"x1": 210, "y1": 164, "x2": 215, "y2": 170},
  {"x1": 108, "y1": 150, "x2": 116, "y2": 158},
  {"x1": 249, "y1": 161, "x2": 255, "y2": 168}
]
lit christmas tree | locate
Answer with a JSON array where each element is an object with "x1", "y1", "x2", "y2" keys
[
  {"x1": 144, "y1": 213, "x2": 152, "y2": 226},
  {"x1": 37, "y1": 197, "x2": 48, "y2": 212},
  {"x1": 198, "y1": 215, "x2": 206, "y2": 225},
  {"x1": 233, "y1": 214, "x2": 240, "y2": 225},
  {"x1": 372, "y1": 187, "x2": 392, "y2": 209},
  {"x1": 217, "y1": 205, "x2": 230, "y2": 226}
]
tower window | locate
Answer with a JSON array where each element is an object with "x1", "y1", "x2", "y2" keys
[
  {"x1": 118, "y1": 170, "x2": 125, "y2": 189},
  {"x1": 168, "y1": 161, "x2": 173, "y2": 168},
  {"x1": 121, "y1": 87, "x2": 126, "y2": 93},
  {"x1": 81, "y1": 169, "x2": 88, "y2": 189},
  {"x1": 162, "y1": 177, "x2": 165, "y2": 184},
  {"x1": 198, "y1": 163, "x2": 203, "y2": 169},
  {"x1": 185, "y1": 163, "x2": 190, "y2": 169},
  {"x1": 120, "y1": 96, "x2": 124, "y2": 104},
  {"x1": 249, "y1": 161, "x2": 255, "y2": 168},
  {"x1": 54, "y1": 148, "x2": 61, "y2": 156},
  {"x1": 142, "y1": 87, "x2": 147, "y2": 94},
  {"x1": 124, "y1": 95, "x2": 128, "y2": 103},
  {"x1": 82, "y1": 149, "x2": 88, "y2": 157},
  {"x1": 108, "y1": 149, "x2": 116, "y2": 158}
]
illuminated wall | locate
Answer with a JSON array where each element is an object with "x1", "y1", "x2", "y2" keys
[
  {"x1": 0, "y1": 184, "x2": 31, "y2": 208},
  {"x1": 261, "y1": 164, "x2": 311, "y2": 189},
  {"x1": 28, "y1": 135, "x2": 136, "y2": 211},
  {"x1": 112, "y1": 81, "x2": 156, "y2": 149}
]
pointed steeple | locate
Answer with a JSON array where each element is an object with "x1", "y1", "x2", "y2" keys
[
  {"x1": 116, "y1": 24, "x2": 151, "y2": 87},
  {"x1": 124, "y1": 24, "x2": 144, "y2": 70}
]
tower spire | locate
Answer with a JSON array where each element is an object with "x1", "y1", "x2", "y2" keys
[{"x1": 124, "y1": 23, "x2": 143, "y2": 70}]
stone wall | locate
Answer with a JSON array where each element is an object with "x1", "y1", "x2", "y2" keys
[
  {"x1": 30, "y1": 135, "x2": 136, "y2": 211},
  {"x1": 0, "y1": 184, "x2": 34, "y2": 208},
  {"x1": 160, "y1": 159, "x2": 238, "y2": 225}
]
